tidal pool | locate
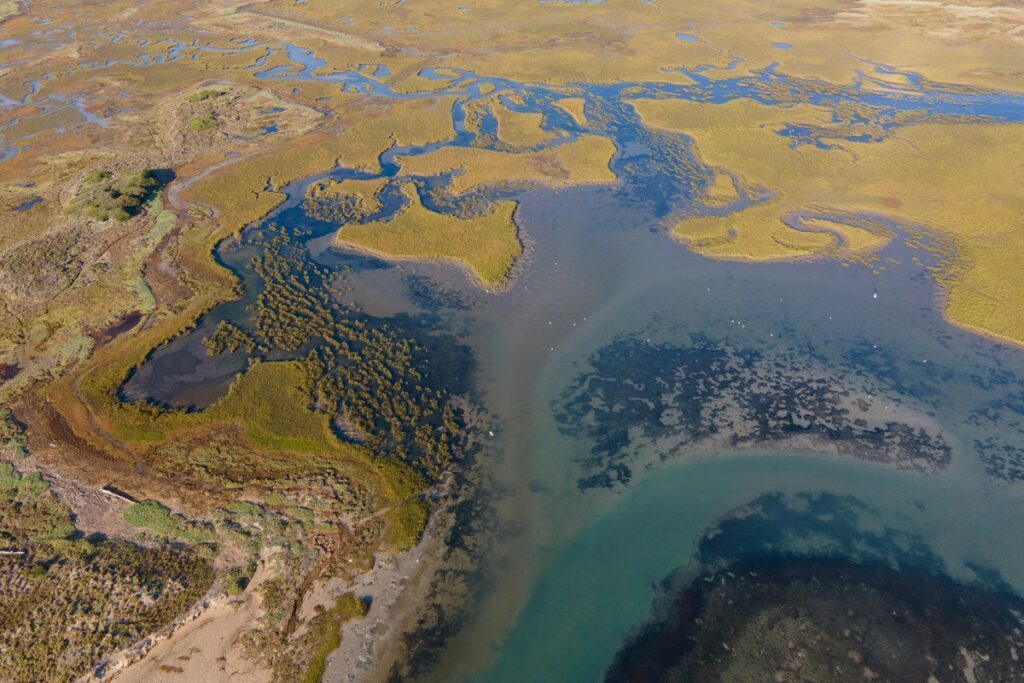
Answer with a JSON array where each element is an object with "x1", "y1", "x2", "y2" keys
[{"x1": 121, "y1": 49, "x2": 1024, "y2": 681}]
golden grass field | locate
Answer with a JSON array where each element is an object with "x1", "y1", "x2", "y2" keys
[
  {"x1": 491, "y1": 101, "x2": 556, "y2": 148},
  {"x1": 243, "y1": 0, "x2": 1024, "y2": 92},
  {"x1": 337, "y1": 183, "x2": 521, "y2": 287},
  {"x1": 554, "y1": 98, "x2": 588, "y2": 126}
]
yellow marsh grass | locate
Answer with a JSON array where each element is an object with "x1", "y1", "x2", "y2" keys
[
  {"x1": 492, "y1": 102, "x2": 555, "y2": 147},
  {"x1": 248, "y1": 0, "x2": 1024, "y2": 92},
  {"x1": 704, "y1": 168, "x2": 742, "y2": 207},
  {"x1": 337, "y1": 183, "x2": 521, "y2": 286},
  {"x1": 633, "y1": 98, "x2": 1024, "y2": 345},
  {"x1": 554, "y1": 98, "x2": 588, "y2": 125},
  {"x1": 800, "y1": 217, "x2": 890, "y2": 254},
  {"x1": 397, "y1": 134, "x2": 618, "y2": 195},
  {"x1": 185, "y1": 134, "x2": 348, "y2": 234}
]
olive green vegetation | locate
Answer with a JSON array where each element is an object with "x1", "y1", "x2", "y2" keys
[
  {"x1": 66, "y1": 169, "x2": 159, "y2": 222},
  {"x1": 188, "y1": 112, "x2": 219, "y2": 132},
  {"x1": 185, "y1": 89, "x2": 226, "y2": 103},
  {"x1": 0, "y1": 462, "x2": 72, "y2": 545},
  {"x1": 0, "y1": 408, "x2": 27, "y2": 456},
  {"x1": 301, "y1": 593, "x2": 369, "y2": 683},
  {"x1": 123, "y1": 499, "x2": 216, "y2": 543},
  {"x1": 206, "y1": 226, "x2": 461, "y2": 481},
  {"x1": 0, "y1": 462, "x2": 213, "y2": 683},
  {"x1": 75, "y1": 351, "x2": 428, "y2": 550}
]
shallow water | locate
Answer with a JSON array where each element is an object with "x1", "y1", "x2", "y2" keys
[{"x1": 120, "y1": 50, "x2": 1024, "y2": 681}]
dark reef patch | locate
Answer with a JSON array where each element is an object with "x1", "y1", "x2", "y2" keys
[
  {"x1": 606, "y1": 556, "x2": 1024, "y2": 683},
  {"x1": 607, "y1": 492, "x2": 1024, "y2": 683},
  {"x1": 556, "y1": 335, "x2": 951, "y2": 490},
  {"x1": 404, "y1": 274, "x2": 476, "y2": 312}
]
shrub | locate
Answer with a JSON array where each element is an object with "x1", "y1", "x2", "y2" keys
[
  {"x1": 188, "y1": 113, "x2": 219, "y2": 132},
  {"x1": 67, "y1": 169, "x2": 160, "y2": 222}
]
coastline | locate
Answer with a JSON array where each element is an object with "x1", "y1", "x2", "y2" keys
[{"x1": 323, "y1": 504, "x2": 452, "y2": 682}]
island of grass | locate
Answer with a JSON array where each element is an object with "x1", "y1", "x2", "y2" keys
[
  {"x1": 554, "y1": 97, "x2": 588, "y2": 126},
  {"x1": 491, "y1": 100, "x2": 556, "y2": 148},
  {"x1": 336, "y1": 183, "x2": 521, "y2": 287}
]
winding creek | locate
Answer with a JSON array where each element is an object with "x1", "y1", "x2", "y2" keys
[{"x1": 117, "y1": 44, "x2": 1024, "y2": 680}]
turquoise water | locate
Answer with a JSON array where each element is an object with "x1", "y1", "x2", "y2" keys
[
  {"x1": 114, "y1": 44, "x2": 1024, "y2": 680},
  {"x1": 478, "y1": 454, "x2": 1024, "y2": 681}
]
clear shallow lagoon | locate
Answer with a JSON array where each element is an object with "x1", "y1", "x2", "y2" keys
[{"x1": 121, "y1": 47, "x2": 1024, "y2": 681}]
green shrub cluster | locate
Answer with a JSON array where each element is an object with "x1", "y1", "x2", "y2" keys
[
  {"x1": 185, "y1": 89, "x2": 226, "y2": 103},
  {"x1": 0, "y1": 463, "x2": 72, "y2": 545},
  {"x1": 0, "y1": 541, "x2": 212, "y2": 682},
  {"x1": 67, "y1": 169, "x2": 159, "y2": 222},
  {"x1": 0, "y1": 408, "x2": 27, "y2": 456},
  {"x1": 123, "y1": 499, "x2": 216, "y2": 544},
  {"x1": 203, "y1": 321, "x2": 257, "y2": 355},
  {"x1": 188, "y1": 112, "x2": 219, "y2": 132}
]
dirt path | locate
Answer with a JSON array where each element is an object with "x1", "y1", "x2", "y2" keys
[{"x1": 109, "y1": 552, "x2": 276, "y2": 683}]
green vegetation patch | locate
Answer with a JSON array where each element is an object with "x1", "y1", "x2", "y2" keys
[
  {"x1": 67, "y1": 169, "x2": 160, "y2": 222},
  {"x1": 0, "y1": 541, "x2": 213, "y2": 682},
  {"x1": 0, "y1": 408, "x2": 27, "y2": 456},
  {"x1": 301, "y1": 593, "x2": 369, "y2": 683},
  {"x1": 204, "y1": 226, "x2": 462, "y2": 481},
  {"x1": 123, "y1": 499, "x2": 216, "y2": 543},
  {"x1": 188, "y1": 112, "x2": 219, "y2": 132},
  {"x1": 185, "y1": 89, "x2": 226, "y2": 102},
  {"x1": 0, "y1": 462, "x2": 71, "y2": 545}
]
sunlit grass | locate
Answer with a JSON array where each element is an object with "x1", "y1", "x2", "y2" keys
[{"x1": 337, "y1": 183, "x2": 521, "y2": 286}]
